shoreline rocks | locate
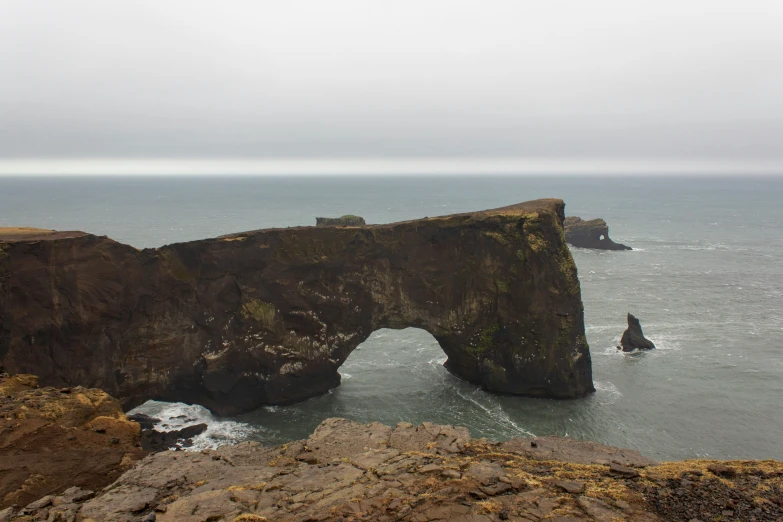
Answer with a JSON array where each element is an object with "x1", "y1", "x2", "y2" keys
[
  {"x1": 3, "y1": 417, "x2": 781, "y2": 522},
  {"x1": 564, "y1": 216, "x2": 632, "y2": 250},
  {"x1": 619, "y1": 313, "x2": 656, "y2": 352},
  {"x1": 127, "y1": 413, "x2": 209, "y2": 451}
]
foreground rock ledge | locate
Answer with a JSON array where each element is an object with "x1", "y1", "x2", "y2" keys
[
  {"x1": 0, "y1": 199, "x2": 593, "y2": 415},
  {"x1": 5, "y1": 418, "x2": 783, "y2": 522},
  {"x1": 0, "y1": 374, "x2": 145, "y2": 510}
]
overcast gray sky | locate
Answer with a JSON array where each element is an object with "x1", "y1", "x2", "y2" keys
[{"x1": 1, "y1": 1, "x2": 782, "y2": 174}]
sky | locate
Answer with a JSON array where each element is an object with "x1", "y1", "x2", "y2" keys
[{"x1": 1, "y1": 1, "x2": 782, "y2": 175}]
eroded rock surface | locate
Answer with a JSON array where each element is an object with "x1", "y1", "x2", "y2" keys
[
  {"x1": 0, "y1": 199, "x2": 593, "y2": 415},
  {"x1": 6, "y1": 418, "x2": 783, "y2": 522},
  {"x1": 619, "y1": 314, "x2": 656, "y2": 352},
  {"x1": 564, "y1": 217, "x2": 631, "y2": 251},
  {"x1": 0, "y1": 374, "x2": 145, "y2": 509}
]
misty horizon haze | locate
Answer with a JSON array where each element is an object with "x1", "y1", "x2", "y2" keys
[{"x1": 1, "y1": 1, "x2": 782, "y2": 175}]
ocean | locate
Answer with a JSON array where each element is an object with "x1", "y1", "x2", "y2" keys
[{"x1": 1, "y1": 175, "x2": 781, "y2": 461}]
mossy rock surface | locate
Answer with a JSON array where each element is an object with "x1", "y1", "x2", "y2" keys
[{"x1": 0, "y1": 198, "x2": 593, "y2": 415}]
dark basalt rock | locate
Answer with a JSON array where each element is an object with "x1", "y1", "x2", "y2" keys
[
  {"x1": 0, "y1": 199, "x2": 594, "y2": 415},
  {"x1": 126, "y1": 413, "x2": 161, "y2": 431},
  {"x1": 619, "y1": 313, "x2": 656, "y2": 352},
  {"x1": 564, "y1": 216, "x2": 631, "y2": 250},
  {"x1": 140, "y1": 423, "x2": 208, "y2": 452},
  {"x1": 316, "y1": 215, "x2": 366, "y2": 227}
]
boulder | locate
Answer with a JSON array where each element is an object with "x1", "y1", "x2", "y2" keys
[
  {"x1": 619, "y1": 313, "x2": 656, "y2": 352},
  {"x1": 140, "y1": 423, "x2": 209, "y2": 452}
]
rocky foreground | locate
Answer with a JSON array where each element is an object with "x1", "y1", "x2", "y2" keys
[
  {"x1": 0, "y1": 374, "x2": 145, "y2": 511},
  {"x1": 2, "y1": 387, "x2": 782, "y2": 522}
]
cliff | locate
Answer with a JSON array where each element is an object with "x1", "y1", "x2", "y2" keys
[
  {"x1": 0, "y1": 374, "x2": 145, "y2": 510},
  {"x1": 564, "y1": 217, "x2": 631, "y2": 251},
  {"x1": 0, "y1": 199, "x2": 593, "y2": 415},
  {"x1": 4, "y1": 417, "x2": 781, "y2": 521}
]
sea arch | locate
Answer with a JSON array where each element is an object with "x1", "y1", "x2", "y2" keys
[{"x1": 0, "y1": 199, "x2": 594, "y2": 415}]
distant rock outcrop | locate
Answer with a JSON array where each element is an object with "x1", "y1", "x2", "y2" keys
[
  {"x1": 564, "y1": 216, "x2": 631, "y2": 250},
  {"x1": 315, "y1": 215, "x2": 366, "y2": 226},
  {"x1": 619, "y1": 313, "x2": 656, "y2": 352}
]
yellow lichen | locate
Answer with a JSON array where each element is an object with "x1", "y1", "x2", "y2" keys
[{"x1": 241, "y1": 299, "x2": 276, "y2": 327}]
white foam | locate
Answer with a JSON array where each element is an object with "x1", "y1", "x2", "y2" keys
[
  {"x1": 455, "y1": 389, "x2": 535, "y2": 438},
  {"x1": 593, "y1": 380, "x2": 622, "y2": 404},
  {"x1": 128, "y1": 400, "x2": 260, "y2": 451}
]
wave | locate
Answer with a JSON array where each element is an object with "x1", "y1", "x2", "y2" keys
[
  {"x1": 455, "y1": 388, "x2": 535, "y2": 438},
  {"x1": 593, "y1": 380, "x2": 622, "y2": 404},
  {"x1": 128, "y1": 400, "x2": 260, "y2": 451}
]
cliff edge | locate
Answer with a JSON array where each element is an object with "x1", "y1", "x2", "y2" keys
[{"x1": 0, "y1": 199, "x2": 593, "y2": 415}]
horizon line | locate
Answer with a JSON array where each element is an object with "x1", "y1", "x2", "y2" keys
[{"x1": 1, "y1": 157, "x2": 782, "y2": 176}]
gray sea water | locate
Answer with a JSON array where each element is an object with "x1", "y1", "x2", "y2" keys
[{"x1": 1, "y1": 175, "x2": 781, "y2": 461}]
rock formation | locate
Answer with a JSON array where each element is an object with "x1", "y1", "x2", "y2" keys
[
  {"x1": 0, "y1": 199, "x2": 593, "y2": 415},
  {"x1": 315, "y1": 215, "x2": 366, "y2": 227},
  {"x1": 4, "y1": 417, "x2": 782, "y2": 521},
  {"x1": 0, "y1": 374, "x2": 145, "y2": 510},
  {"x1": 564, "y1": 217, "x2": 632, "y2": 250},
  {"x1": 619, "y1": 314, "x2": 656, "y2": 352}
]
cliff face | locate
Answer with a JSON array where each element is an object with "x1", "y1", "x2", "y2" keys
[
  {"x1": 0, "y1": 199, "x2": 593, "y2": 415},
  {"x1": 564, "y1": 217, "x2": 631, "y2": 250}
]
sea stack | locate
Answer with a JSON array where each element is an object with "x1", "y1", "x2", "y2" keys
[
  {"x1": 564, "y1": 217, "x2": 631, "y2": 250},
  {"x1": 619, "y1": 313, "x2": 656, "y2": 352}
]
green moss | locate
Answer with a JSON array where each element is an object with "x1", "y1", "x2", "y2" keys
[
  {"x1": 481, "y1": 359, "x2": 508, "y2": 388},
  {"x1": 482, "y1": 231, "x2": 509, "y2": 245},
  {"x1": 469, "y1": 324, "x2": 500, "y2": 357},
  {"x1": 160, "y1": 250, "x2": 195, "y2": 282},
  {"x1": 527, "y1": 233, "x2": 547, "y2": 253},
  {"x1": 495, "y1": 279, "x2": 510, "y2": 293},
  {"x1": 241, "y1": 299, "x2": 276, "y2": 327}
]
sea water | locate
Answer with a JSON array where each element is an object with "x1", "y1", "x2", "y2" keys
[{"x1": 1, "y1": 175, "x2": 781, "y2": 460}]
